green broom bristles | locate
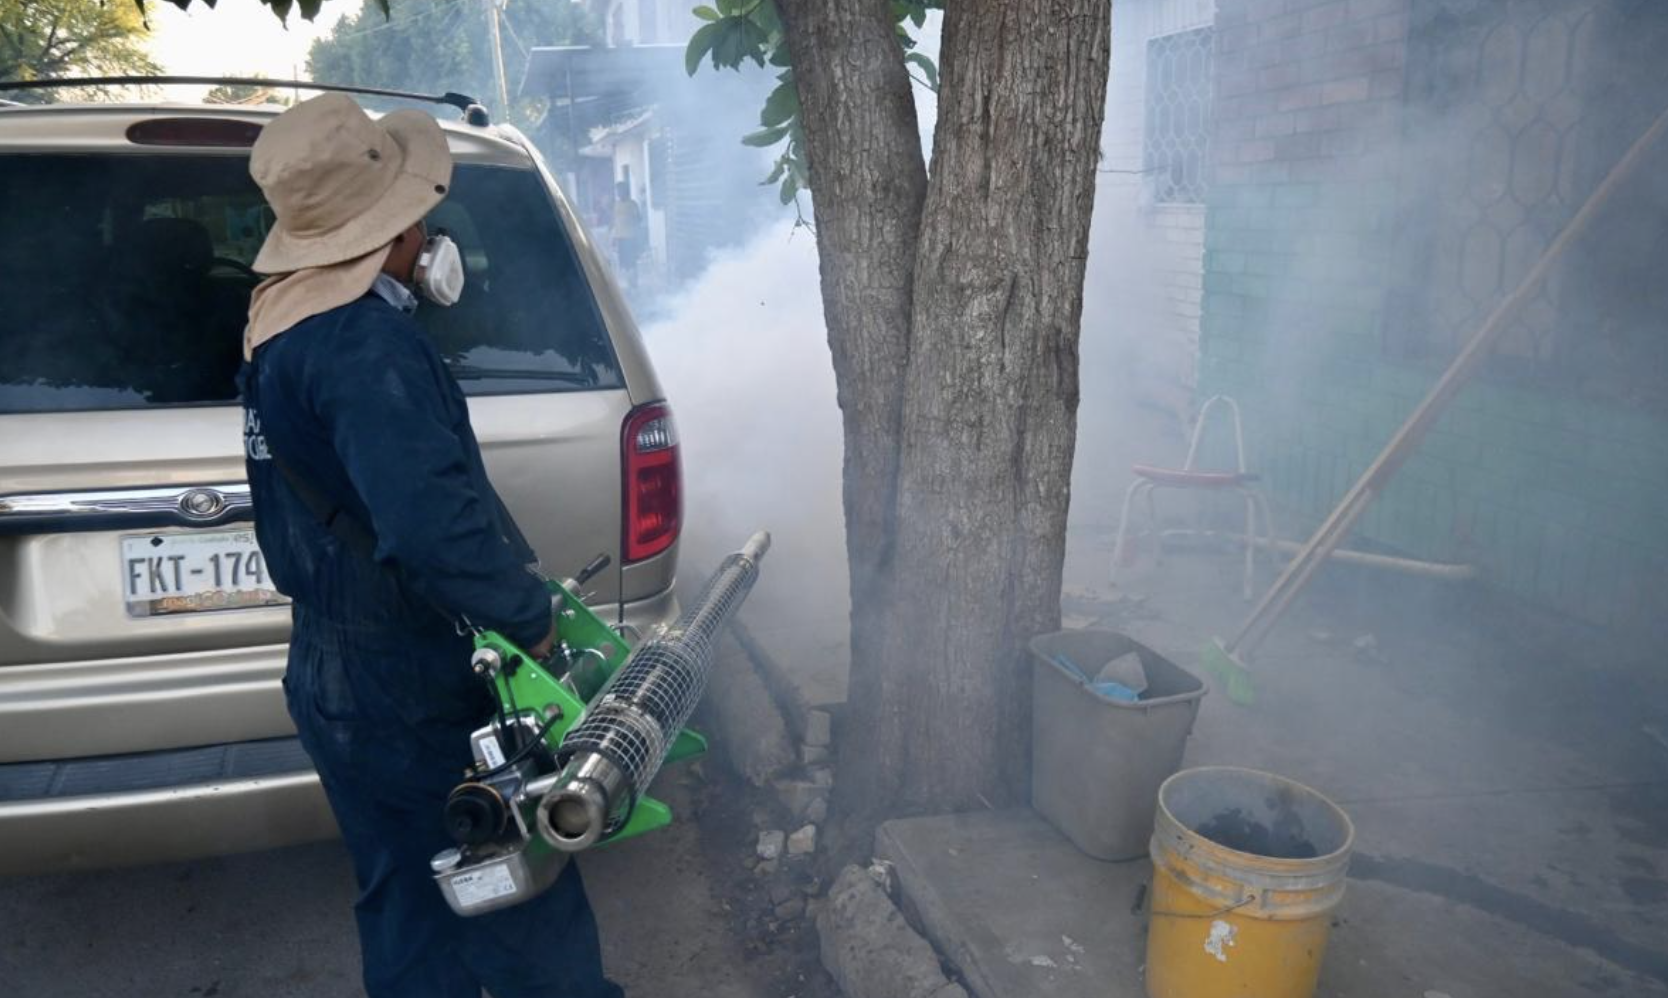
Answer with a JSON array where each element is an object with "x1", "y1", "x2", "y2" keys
[{"x1": 1200, "y1": 639, "x2": 1256, "y2": 706}]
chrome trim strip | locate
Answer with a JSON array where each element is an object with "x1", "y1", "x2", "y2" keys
[{"x1": 0, "y1": 483, "x2": 253, "y2": 534}]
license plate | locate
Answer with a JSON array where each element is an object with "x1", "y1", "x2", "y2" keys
[{"x1": 120, "y1": 528, "x2": 288, "y2": 617}]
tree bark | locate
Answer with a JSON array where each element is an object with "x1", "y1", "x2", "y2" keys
[
  {"x1": 879, "y1": 0, "x2": 1110, "y2": 814},
  {"x1": 774, "y1": 0, "x2": 927, "y2": 825},
  {"x1": 780, "y1": 0, "x2": 1110, "y2": 829}
]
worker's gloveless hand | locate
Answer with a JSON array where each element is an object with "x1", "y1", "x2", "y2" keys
[{"x1": 528, "y1": 623, "x2": 557, "y2": 662}]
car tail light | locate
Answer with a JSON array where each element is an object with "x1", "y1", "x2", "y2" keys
[
  {"x1": 622, "y1": 402, "x2": 681, "y2": 563},
  {"x1": 126, "y1": 118, "x2": 263, "y2": 147}
]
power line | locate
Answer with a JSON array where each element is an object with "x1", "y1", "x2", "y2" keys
[{"x1": 331, "y1": 0, "x2": 458, "y2": 41}]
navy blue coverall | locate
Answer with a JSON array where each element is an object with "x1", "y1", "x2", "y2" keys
[{"x1": 240, "y1": 292, "x2": 622, "y2": 998}]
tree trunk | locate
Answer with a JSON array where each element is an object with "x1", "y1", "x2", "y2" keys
[
  {"x1": 774, "y1": 0, "x2": 926, "y2": 823},
  {"x1": 780, "y1": 0, "x2": 1111, "y2": 830}
]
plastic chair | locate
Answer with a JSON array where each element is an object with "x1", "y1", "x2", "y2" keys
[{"x1": 1109, "y1": 395, "x2": 1274, "y2": 599}]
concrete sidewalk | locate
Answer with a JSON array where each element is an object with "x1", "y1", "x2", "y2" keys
[{"x1": 878, "y1": 808, "x2": 1666, "y2": 998}]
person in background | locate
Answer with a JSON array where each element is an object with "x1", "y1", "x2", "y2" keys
[
  {"x1": 237, "y1": 93, "x2": 623, "y2": 998},
  {"x1": 610, "y1": 179, "x2": 644, "y2": 289}
]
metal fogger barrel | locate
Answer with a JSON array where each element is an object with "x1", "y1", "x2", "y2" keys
[{"x1": 536, "y1": 531, "x2": 770, "y2": 850}]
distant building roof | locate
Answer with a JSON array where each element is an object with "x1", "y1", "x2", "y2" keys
[
  {"x1": 582, "y1": 109, "x2": 656, "y2": 157},
  {"x1": 522, "y1": 45, "x2": 687, "y2": 101}
]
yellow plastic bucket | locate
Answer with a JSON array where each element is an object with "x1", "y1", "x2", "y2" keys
[{"x1": 1146, "y1": 767, "x2": 1355, "y2": 998}]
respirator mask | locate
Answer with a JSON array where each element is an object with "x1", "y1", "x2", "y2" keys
[{"x1": 413, "y1": 230, "x2": 466, "y2": 307}]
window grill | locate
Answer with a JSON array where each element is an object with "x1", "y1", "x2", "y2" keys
[
  {"x1": 1143, "y1": 26, "x2": 1215, "y2": 205},
  {"x1": 1389, "y1": 0, "x2": 1668, "y2": 411}
]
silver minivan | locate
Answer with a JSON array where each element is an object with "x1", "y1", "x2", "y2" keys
[{"x1": 0, "y1": 92, "x2": 682, "y2": 873}]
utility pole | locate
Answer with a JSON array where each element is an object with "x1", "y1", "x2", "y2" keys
[{"x1": 487, "y1": 0, "x2": 511, "y2": 114}]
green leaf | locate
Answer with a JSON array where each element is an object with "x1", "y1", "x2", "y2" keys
[
  {"x1": 710, "y1": 21, "x2": 743, "y2": 69},
  {"x1": 759, "y1": 80, "x2": 798, "y2": 128},
  {"x1": 742, "y1": 123, "x2": 791, "y2": 147},
  {"x1": 891, "y1": 0, "x2": 928, "y2": 28},
  {"x1": 763, "y1": 157, "x2": 788, "y2": 185},
  {"x1": 741, "y1": 19, "x2": 771, "y2": 67},
  {"x1": 692, "y1": 5, "x2": 720, "y2": 21},
  {"x1": 685, "y1": 20, "x2": 722, "y2": 75},
  {"x1": 768, "y1": 42, "x2": 793, "y2": 68},
  {"x1": 716, "y1": 0, "x2": 743, "y2": 15},
  {"x1": 706, "y1": 17, "x2": 770, "y2": 71},
  {"x1": 779, "y1": 173, "x2": 799, "y2": 205},
  {"x1": 297, "y1": 0, "x2": 323, "y2": 18},
  {"x1": 905, "y1": 52, "x2": 938, "y2": 92},
  {"x1": 750, "y1": 0, "x2": 781, "y2": 35}
]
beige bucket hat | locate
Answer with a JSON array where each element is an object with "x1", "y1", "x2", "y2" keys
[{"x1": 250, "y1": 92, "x2": 453, "y2": 275}]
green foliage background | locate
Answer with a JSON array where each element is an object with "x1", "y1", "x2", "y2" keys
[
  {"x1": 306, "y1": 0, "x2": 600, "y2": 133},
  {"x1": 1, "y1": 0, "x2": 161, "y2": 100},
  {"x1": 684, "y1": 0, "x2": 940, "y2": 205}
]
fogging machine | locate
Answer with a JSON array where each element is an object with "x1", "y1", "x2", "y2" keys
[{"x1": 430, "y1": 531, "x2": 770, "y2": 916}]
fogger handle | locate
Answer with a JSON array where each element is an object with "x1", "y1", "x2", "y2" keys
[{"x1": 574, "y1": 553, "x2": 611, "y2": 587}]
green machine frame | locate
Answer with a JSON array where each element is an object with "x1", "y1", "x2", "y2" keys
[{"x1": 473, "y1": 579, "x2": 707, "y2": 846}]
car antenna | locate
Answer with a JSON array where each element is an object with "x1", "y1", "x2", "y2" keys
[{"x1": 0, "y1": 76, "x2": 492, "y2": 125}]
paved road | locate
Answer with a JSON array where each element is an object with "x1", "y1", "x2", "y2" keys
[{"x1": 0, "y1": 776, "x2": 830, "y2": 997}]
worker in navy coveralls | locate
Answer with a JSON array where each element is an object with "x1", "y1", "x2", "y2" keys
[{"x1": 238, "y1": 93, "x2": 621, "y2": 998}]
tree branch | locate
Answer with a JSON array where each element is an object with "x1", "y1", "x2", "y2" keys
[{"x1": 41, "y1": 8, "x2": 66, "y2": 64}]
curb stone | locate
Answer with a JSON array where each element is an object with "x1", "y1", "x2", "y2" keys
[{"x1": 817, "y1": 865, "x2": 966, "y2": 998}]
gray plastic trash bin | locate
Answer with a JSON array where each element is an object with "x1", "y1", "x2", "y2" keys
[{"x1": 1029, "y1": 629, "x2": 1207, "y2": 861}]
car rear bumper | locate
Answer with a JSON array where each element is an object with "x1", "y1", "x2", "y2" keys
[
  {"x1": 0, "y1": 736, "x2": 335, "y2": 875},
  {"x1": 0, "y1": 588, "x2": 679, "y2": 874}
]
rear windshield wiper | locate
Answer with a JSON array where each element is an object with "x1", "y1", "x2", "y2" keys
[{"x1": 445, "y1": 364, "x2": 594, "y2": 385}]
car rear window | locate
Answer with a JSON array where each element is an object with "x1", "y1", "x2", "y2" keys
[{"x1": 0, "y1": 152, "x2": 623, "y2": 414}]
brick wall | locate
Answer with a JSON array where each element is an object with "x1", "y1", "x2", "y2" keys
[{"x1": 1198, "y1": 0, "x2": 1668, "y2": 629}]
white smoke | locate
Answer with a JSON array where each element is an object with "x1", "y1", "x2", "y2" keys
[
  {"x1": 640, "y1": 222, "x2": 848, "y2": 609},
  {"x1": 639, "y1": 18, "x2": 1183, "y2": 616}
]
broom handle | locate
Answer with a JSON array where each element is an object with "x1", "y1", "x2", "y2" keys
[{"x1": 1227, "y1": 103, "x2": 1668, "y2": 659}]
